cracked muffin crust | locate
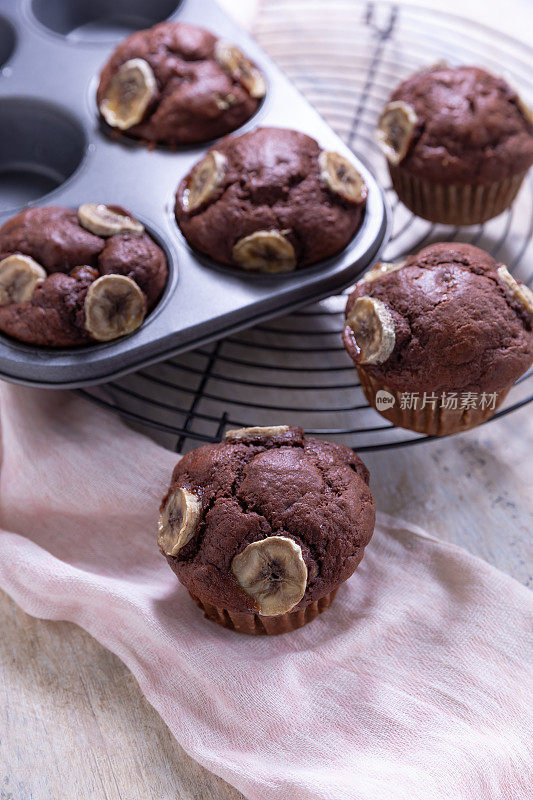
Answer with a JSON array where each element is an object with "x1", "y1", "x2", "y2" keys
[
  {"x1": 158, "y1": 425, "x2": 375, "y2": 634},
  {"x1": 175, "y1": 127, "x2": 367, "y2": 272},
  {"x1": 382, "y1": 65, "x2": 533, "y2": 184},
  {"x1": 343, "y1": 242, "x2": 533, "y2": 434},
  {"x1": 97, "y1": 22, "x2": 264, "y2": 146},
  {"x1": 0, "y1": 205, "x2": 168, "y2": 347},
  {"x1": 376, "y1": 64, "x2": 533, "y2": 224}
]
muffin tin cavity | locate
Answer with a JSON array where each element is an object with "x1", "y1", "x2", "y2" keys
[
  {"x1": 0, "y1": 98, "x2": 86, "y2": 213},
  {"x1": 0, "y1": 14, "x2": 15, "y2": 68},
  {"x1": 30, "y1": 0, "x2": 179, "y2": 43}
]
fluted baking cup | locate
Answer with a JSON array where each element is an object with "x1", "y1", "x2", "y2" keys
[
  {"x1": 389, "y1": 164, "x2": 526, "y2": 226},
  {"x1": 189, "y1": 589, "x2": 338, "y2": 635},
  {"x1": 357, "y1": 369, "x2": 510, "y2": 436}
]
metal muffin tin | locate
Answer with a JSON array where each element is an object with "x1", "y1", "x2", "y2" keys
[{"x1": 0, "y1": 0, "x2": 388, "y2": 388}]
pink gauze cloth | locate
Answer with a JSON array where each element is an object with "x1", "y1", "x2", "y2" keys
[{"x1": 0, "y1": 383, "x2": 531, "y2": 800}]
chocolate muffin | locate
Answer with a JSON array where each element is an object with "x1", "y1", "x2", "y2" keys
[
  {"x1": 158, "y1": 425, "x2": 375, "y2": 634},
  {"x1": 343, "y1": 243, "x2": 533, "y2": 435},
  {"x1": 0, "y1": 205, "x2": 168, "y2": 347},
  {"x1": 175, "y1": 127, "x2": 367, "y2": 273},
  {"x1": 376, "y1": 64, "x2": 533, "y2": 225},
  {"x1": 97, "y1": 22, "x2": 265, "y2": 146}
]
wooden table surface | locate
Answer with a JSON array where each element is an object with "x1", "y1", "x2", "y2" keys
[{"x1": 2, "y1": 1, "x2": 533, "y2": 797}]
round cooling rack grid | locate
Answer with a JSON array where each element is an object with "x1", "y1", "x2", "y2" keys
[{"x1": 79, "y1": 0, "x2": 533, "y2": 453}]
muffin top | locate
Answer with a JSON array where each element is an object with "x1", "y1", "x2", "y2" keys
[
  {"x1": 0, "y1": 205, "x2": 167, "y2": 347},
  {"x1": 343, "y1": 242, "x2": 533, "y2": 393},
  {"x1": 376, "y1": 65, "x2": 533, "y2": 184},
  {"x1": 175, "y1": 127, "x2": 367, "y2": 272},
  {"x1": 97, "y1": 22, "x2": 264, "y2": 146},
  {"x1": 158, "y1": 425, "x2": 375, "y2": 616}
]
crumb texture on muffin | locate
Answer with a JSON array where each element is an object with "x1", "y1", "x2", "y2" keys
[
  {"x1": 175, "y1": 127, "x2": 366, "y2": 270},
  {"x1": 345, "y1": 242, "x2": 533, "y2": 393},
  {"x1": 159, "y1": 426, "x2": 375, "y2": 614},
  {"x1": 97, "y1": 22, "x2": 263, "y2": 145},
  {"x1": 388, "y1": 65, "x2": 533, "y2": 184},
  {"x1": 0, "y1": 206, "x2": 167, "y2": 346}
]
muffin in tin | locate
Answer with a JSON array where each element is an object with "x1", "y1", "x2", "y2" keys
[
  {"x1": 97, "y1": 22, "x2": 265, "y2": 147},
  {"x1": 158, "y1": 425, "x2": 375, "y2": 635},
  {"x1": 343, "y1": 242, "x2": 533, "y2": 435},
  {"x1": 175, "y1": 127, "x2": 367, "y2": 273},
  {"x1": 376, "y1": 64, "x2": 533, "y2": 225},
  {"x1": 0, "y1": 205, "x2": 167, "y2": 347}
]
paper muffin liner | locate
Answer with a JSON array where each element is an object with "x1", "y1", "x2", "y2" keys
[
  {"x1": 388, "y1": 164, "x2": 527, "y2": 226},
  {"x1": 357, "y1": 369, "x2": 510, "y2": 436},
  {"x1": 189, "y1": 588, "x2": 339, "y2": 635}
]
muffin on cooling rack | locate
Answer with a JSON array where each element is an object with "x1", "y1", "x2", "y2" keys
[
  {"x1": 175, "y1": 126, "x2": 367, "y2": 273},
  {"x1": 343, "y1": 242, "x2": 533, "y2": 436},
  {"x1": 157, "y1": 425, "x2": 375, "y2": 634},
  {"x1": 0, "y1": 205, "x2": 167, "y2": 346},
  {"x1": 97, "y1": 21, "x2": 265, "y2": 146},
  {"x1": 376, "y1": 64, "x2": 533, "y2": 225}
]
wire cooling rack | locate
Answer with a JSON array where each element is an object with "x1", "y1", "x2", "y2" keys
[{"x1": 79, "y1": 0, "x2": 533, "y2": 453}]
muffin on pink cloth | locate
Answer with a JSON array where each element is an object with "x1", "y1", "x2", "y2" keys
[{"x1": 157, "y1": 425, "x2": 375, "y2": 634}]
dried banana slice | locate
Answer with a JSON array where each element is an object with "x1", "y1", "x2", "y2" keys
[
  {"x1": 497, "y1": 265, "x2": 533, "y2": 314},
  {"x1": 99, "y1": 58, "x2": 157, "y2": 130},
  {"x1": 225, "y1": 425, "x2": 290, "y2": 442},
  {"x1": 515, "y1": 94, "x2": 533, "y2": 126},
  {"x1": 78, "y1": 204, "x2": 144, "y2": 237},
  {"x1": 359, "y1": 261, "x2": 406, "y2": 283},
  {"x1": 215, "y1": 41, "x2": 266, "y2": 99},
  {"x1": 415, "y1": 60, "x2": 449, "y2": 75},
  {"x1": 181, "y1": 151, "x2": 227, "y2": 213},
  {"x1": 319, "y1": 151, "x2": 367, "y2": 203},
  {"x1": 84, "y1": 274, "x2": 146, "y2": 342},
  {"x1": 232, "y1": 230, "x2": 296, "y2": 273},
  {"x1": 346, "y1": 296, "x2": 396, "y2": 364},
  {"x1": 158, "y1": 487, "x2": 202, "y2": 557},
  {"x1": 215, "y1": 92, "x2": 237, "y2": 110},
  {"x1": 0, "y1": 254, "x2": 46, "y2": 306},
  {"x1": 232, "y1": 536, "x2": 308, "y2": 616},
  {"x1": 375, "y1": 101, "x2": 418, "y2": 165}
]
